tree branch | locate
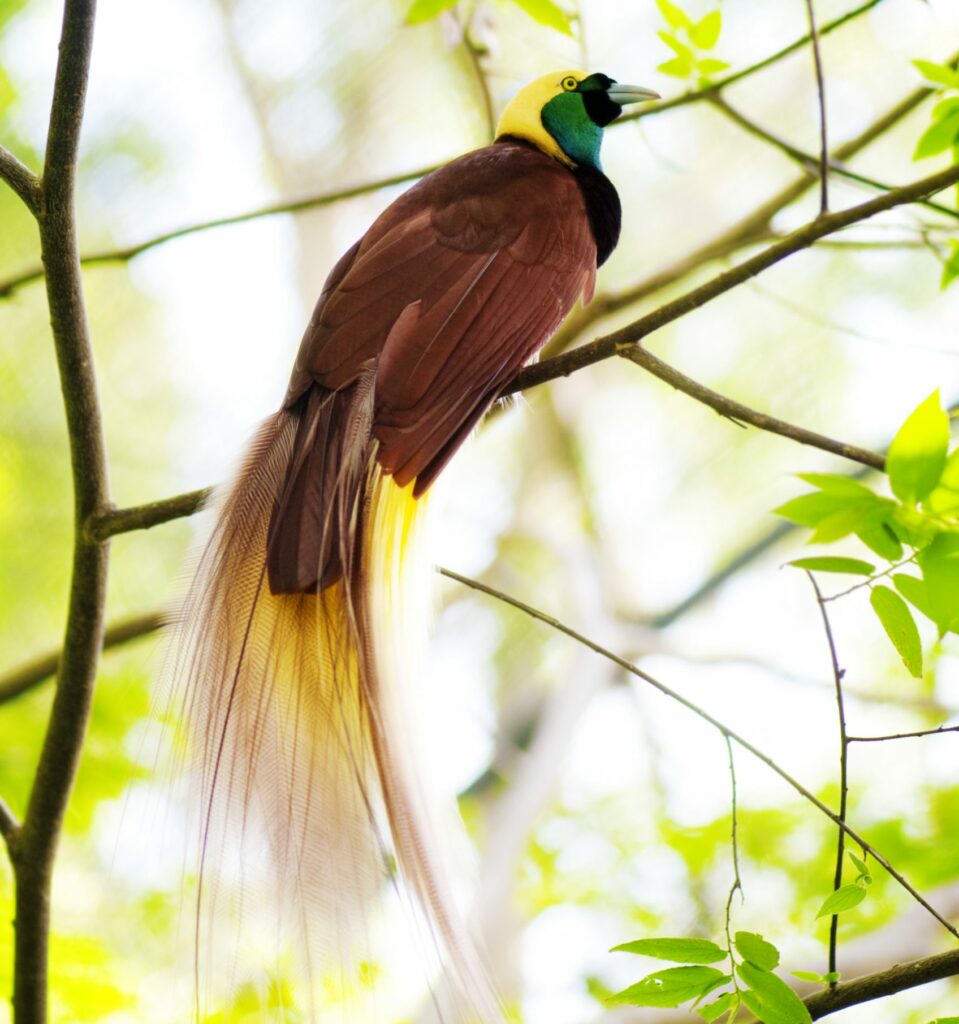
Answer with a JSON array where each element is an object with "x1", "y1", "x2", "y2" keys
[
  {"x1": 848, "y1": 725, "x2": 959, "y2": 742},
  {"x1": 0, "y1": 146, "x2": 41, "y2": 215},
  {"x1": 439, "y1": 567, "x2": 959, "y2": 940},
  {"x1": 91, "y1": 486, "x2": 211, "y2": 540},
  {"x1": 803, "y1": 0, "x2": 829, "y2": 213},
  {"x1": 0, "y1": 611, "x2": 164, "y2": 706},
  {"x1": 805, "y1": 947, "x2": 959, "y2": 1019},
  {"x1": 712, "y1": 96, "x2": 959, "y2": 222},
  {"x1": 618, "y1": 345, "x2": 885, "y2": 470},
  {"x1": 12, "y1": 2, "x2": 108, "y2": 1021},
  {"x1": 505, "y1": 160, "x2": 959, "y2": 397}
]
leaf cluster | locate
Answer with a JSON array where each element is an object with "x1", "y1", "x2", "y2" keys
[
  {"x1": 608, "y1": 932, "x2": 813, "y2": 1023},
  {"x1": 779, "y1": 391, "x2": 959, "y2": 678},
  {"x1": 405, "y1": 0, "x2": 573, "y2": 36},
  {"x1": 655, "y1": 0, "x2": 728, "y2": 83}
]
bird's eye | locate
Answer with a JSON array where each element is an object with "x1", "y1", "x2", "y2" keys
[{"x1": 562, "y1": 76, "x2": 578, "y2": 91}]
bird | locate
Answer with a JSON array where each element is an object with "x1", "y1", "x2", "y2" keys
[{"x1": 168, "y1": 69, "x2": 659, "y2": 1022}]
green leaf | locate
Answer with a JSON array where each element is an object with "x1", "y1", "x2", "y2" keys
[
  {"x1": 611, "y1": 938, "x2": 727, "y2": 964},
  {"x1": 913, "y1": 59, "x2": 959, "y2": 90},
  {"x1": 696, "y1": 58, "x2": 730, "y2": 77},
  {"x1": 509, "y1": 0, "x2": 573, "y2": 35},
  {"x1": 658, "y1": 30, "x2": 694, "y2": 61},
  {"x1": 809, "y1": 503, "x2": 877, "y2": 544},
  {"x1": 848, "y1": 852, "x2": 869, "y2": 877},
  {"x1": 790, "y1": 970, "x2": 823, "y2": 983},
  {"x1": 918, "y1": 532, "x2": 959, "y2": 634},
  {"x1": 656, "y1": 0, "x2": 692, "y2": 29},
  {"x1": 893, "y1": 573, "x2": 936, "y2": 623},
  {"x1": 816, "y1": 883, "x2": 867, "y2": 919},
  {"x1": 774, "y1": 492, "x2": 858, "y2": 527},
  {"x1": 734, "y1": 932, "x2": 780, "y2": 971},
  {"x1": 914, "y1": 110, "x2": 959, "y2": 160},
  {"x1": 689, "y1": 10, "x2": 721, "y2": 49},
  {"x1": 610, "y1": 966, "x2": 729, "y2": 1008},
  {"x1": 797, "y1": 472, "x2": 875, "y2": 498},
  {"x1": 789, "y1": 557, "x2": 874, "y2": 576},
  {"x1": 856, "y1": 521, "x2": 903, "y2": 560},
  {"x1": 886, "y1": 391, "x2": 950, "y2": 503},
  {"x1": 871, "y1": 585, "x2": 923, "y2": 677},
  {"x1": 738, "y1": 962, "x2": 812, "y2": 1024},
  {"x1": 926, "y1": 448, "x2": 959, "y2": 512},
  {"x1": 698, "y1": 990, "x2": 739, "y2": 1021},
  {"x1": 940, "y1": 240, "x2": 959, "y2": 292},
  {"x1": 658, "y1": 56, "x2": 694, "y2": 78},
  {"x1": 932, "y1": 98, "x2": 959, "y2": 119},
  {"x1": 405, "y1": 0, "x2": 458, "y2": 23},
  {"x1": 930, "y1": 1018, "x2": 959, "y2": 1023}
]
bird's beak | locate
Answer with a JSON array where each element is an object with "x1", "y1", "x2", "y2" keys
[{"x1": 606, "y1": 84, "x2": 661, "y2": 105}]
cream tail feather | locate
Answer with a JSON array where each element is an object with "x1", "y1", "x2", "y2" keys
[{"x1": 166, "y1": 408, "x2": 500, "y2": 1022}]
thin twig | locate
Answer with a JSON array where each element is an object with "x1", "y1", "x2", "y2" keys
[
  {"x1": 506, "y1": 159, "x2": 959, "y2": 397},
  {"x1": 804, "y1": 0, "x2": 829, "y2": 213},
  {"x1": 809, "y1": 574, "x2": 849, "y2": 986},
  {"x1": 440, "y1": 566, "x2": 959, "y2": 940},
  {"x1": 723, "y1": 735, "x2": 743, "y2": 1001},
  {"x1": 462, "y1": 23, "x2": 495, "y2": 142},
  {"x1": 712, "y1": 96, "x2": 959, "y2": 222},
  {"x1": 848, "y1": 725, "x2": 959, "y2": 742},
  {"x1": 0, "y1": 611, "x2": 165, "y2": 706},
  {"x1": 0, "y1": 146, "x2": 41, "y2": 214},
  {"x1": 618, "y1": 345, "x2": 885, "y2": 470},
  {"x1": 13, "y1": 2, "x2": 108, "y2": 1021}
]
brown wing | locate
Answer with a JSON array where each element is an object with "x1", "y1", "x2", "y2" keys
[{"x1": 286, "y1": 140, "x2": 596, "y2": 492}]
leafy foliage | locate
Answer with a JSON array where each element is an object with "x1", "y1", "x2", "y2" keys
[
  {"x1": 655, "y1": 0, "x2": 728, "y2": 83},
  {"x1": 778, "y1": 391, "x2": 959, "y2": 676}
]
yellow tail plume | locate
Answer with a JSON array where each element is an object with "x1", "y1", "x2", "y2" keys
[{"x1": 167, "y1": 409, "x2": 500, "y2": 1021}]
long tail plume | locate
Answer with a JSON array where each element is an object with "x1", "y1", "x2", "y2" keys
[{"x1": 166, "y1": 390, "x2": 500, "y2": 1022}]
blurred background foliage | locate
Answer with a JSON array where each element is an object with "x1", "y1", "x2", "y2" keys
[{"x1": 1, "y1": 0, "x2": 958, "y2": 1021}]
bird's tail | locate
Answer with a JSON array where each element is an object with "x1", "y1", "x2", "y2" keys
[{"x1": 166, "y1": 392, "x2": 499, "y2": 1021}]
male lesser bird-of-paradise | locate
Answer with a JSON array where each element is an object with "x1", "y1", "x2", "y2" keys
[{"x1": 169, "y1": 69, "x2": 659, "y2": 1021}]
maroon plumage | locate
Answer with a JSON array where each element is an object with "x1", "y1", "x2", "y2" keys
[{"x1": 268, "y1": 138, "x2": 607, "y2": 594}]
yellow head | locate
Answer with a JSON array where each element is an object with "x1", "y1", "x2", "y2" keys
[{"x1": 495, "y1": 70, "x2": 659, "y2": 169}]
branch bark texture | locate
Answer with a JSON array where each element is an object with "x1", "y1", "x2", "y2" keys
[{"x1": 11, "y1": 2, "x2": 108, "y2": 1022}]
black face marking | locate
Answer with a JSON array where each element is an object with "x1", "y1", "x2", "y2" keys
[{"x1": 576, "y1": 72, "x2": 621, "y2": 127}]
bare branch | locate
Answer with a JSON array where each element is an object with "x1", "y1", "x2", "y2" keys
[
  {"x1": 0, "y1": 146, "x2": 41, "y2": 214},
  {"x1": 804, "y1": 0, "x2": 830, "y2": 212},
  {"x1": 712, "y1": 96, "x2": 959, "y2": 222},
  {"x1": 618, "y1": 345, "x2": 885, "y2": 470},
  {"x1": 804, "y1": 947, "x2": 959, "y2": 1019},
  {"x1": 91, "y1": 486, "x2": 211, "y2": 540},
  {"x1": 0, "y1": 612, "x2": 164, "y2": 706},
  {"x1": 505, "y1": 160, "x2": 959, "y2": 397},
  {"x1": 848, "y1": 725, "x2": 959, "y2": 742},
  {"x1": 809, "y1": 574, "x2": 849, "y2": 985},
  {"x1": 13, "y1": 2, "x2": 109, "y2": 1020},
  {"x1": 439, "y1": 566, "x2": 959, "y2": 940}
]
